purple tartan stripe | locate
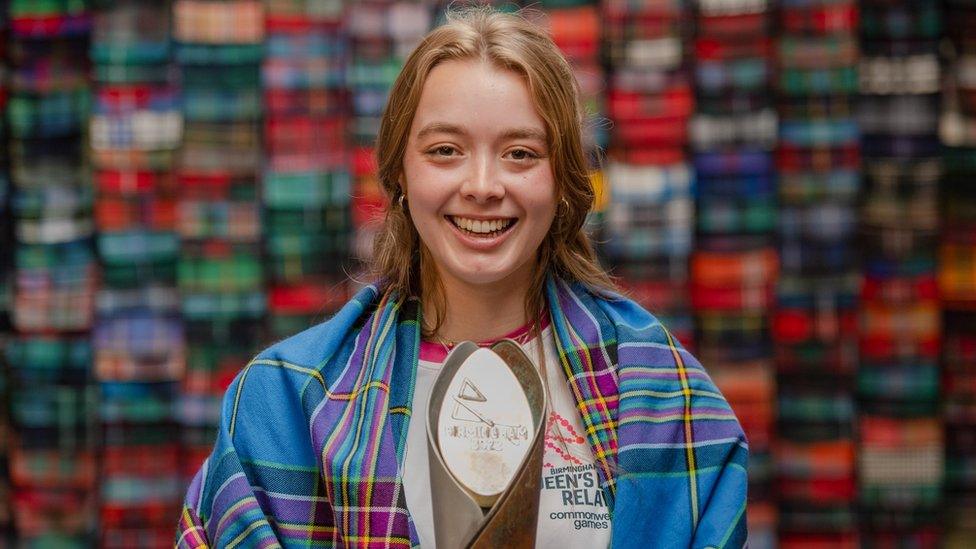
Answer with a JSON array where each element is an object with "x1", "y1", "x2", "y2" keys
[
  {"x1": 185, "y1": 464, "x2": 205, "y2": 508},
  {"x1": 547, "y1": 279, "x2": 620, "y2": 501},
  {"x1": 207, "y1": 473, "x2": 271, "y2": 540},
  {"x1": 253, "y1": 487, "x2": 333, "y2": 527},
  {"x1": 622, "y1": 406, "x2": 738, "y2": 420},
  {"x1": 315, "y1": 292, "x2": 412, "y2": 543},
  {"x1": 617, "y1": 342, "x2": 696, "y2": 368},
  {"x1": 176, "y1": 506, "x2": 208, "y2": 548},
  {"x1": 617, "y1": 413, "x2": 744, "y2": 447},
  {"x1": 617, "y1": 363, "x2": 714, "y2": 382},
  {"x1": 553, "y1": 280, "x2": 619, "y2": 400},
  {"x1": 328, "y1": 308, "x2": 374, "y2": 394},
  {"x1": 353, "y1": 298, "x2": 399, "y2": 540}
]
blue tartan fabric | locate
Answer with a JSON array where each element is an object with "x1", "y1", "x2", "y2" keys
[{"x1": 178, "y1": 278, "x2": 748, "y2": 548}]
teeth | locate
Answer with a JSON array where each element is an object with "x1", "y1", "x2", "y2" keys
[{"x1": 451, "y1": 216, "x2": 513, "y2": 234}]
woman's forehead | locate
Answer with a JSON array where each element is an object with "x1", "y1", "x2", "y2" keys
[{"x1": 411, "y1": 60, "x2": 547, "y2": 140}]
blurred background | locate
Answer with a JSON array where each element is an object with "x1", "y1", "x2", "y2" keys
[{"x1": 0, "y1": 0, "x2": 973, "y2": 547}]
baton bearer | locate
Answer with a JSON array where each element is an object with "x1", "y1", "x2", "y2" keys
[{"x1": 426, "y1": 339, "x2": 548, "y2": 549}]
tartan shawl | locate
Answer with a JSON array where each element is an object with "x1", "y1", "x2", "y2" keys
[{"x1": 177, "y1": 277, "x2": 748, "y2": 548}]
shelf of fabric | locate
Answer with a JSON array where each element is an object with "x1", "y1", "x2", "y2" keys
[
  {"x1": 600, "y1": 0, "x2": 694, "y2": 357},
  {"x1": 774, "y1": 0, "x2": 862, "y2": 544},
  {"x1": 263, "y1": 0, "x2": 351, "y2": 337},
  {"x1": 941, "y1": 3, "x2": 976, "y2": 543},
  {"x1": 691, "y1": 0, "x2": 777, "y2": 543}
]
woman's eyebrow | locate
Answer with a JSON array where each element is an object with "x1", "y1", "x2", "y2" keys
[
  {"x1": 498, "y1": 127, "x2": 547, "y2": 143},
  {"x1": 415, "y1": 122, "x2": 547, "y2": 143},
  {"x1": 416, "y1": 122, "x2": 466, "y2": 139}
]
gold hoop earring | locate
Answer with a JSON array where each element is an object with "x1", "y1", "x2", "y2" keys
[{"x1": 559, "y1": 196, "x2": 569, "y2": 214}]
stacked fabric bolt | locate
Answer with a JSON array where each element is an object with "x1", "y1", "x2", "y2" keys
[
  {"x1": 941, "y1": 2, "x2": 976, "y2": 543},
  {"x1": 90, "y1": 2, "x2": 185, "y2": 547},
  {"x1": 774, "y1": 0, "x2": 860, "y2": 545},
  {"x1": 347, "y1": 1, "x2": 430, "y2": 265},
  {"x1": 263, "y1": 0, "x2": 350, "y2": 340},
  {"x1": 5, "y1": 336, "x2": 96, "y2": 545},
  {"x1": 857, "y1": 0, "x2": 944, "y2": 543},
  {"x1": 601, "y1": 0, "x2": 695, "y2": 348},
  {"x1": 688, "y1": 0, "x2": 777, "y2": 543},
  {"x1": 0, "y1": 21, "x2": 10, "y2": 327},
  {"x1": 536, "y1": 2, "x2": 605, "y2": 155},
  {"x1": 6, "y1": 1, "x2": 97, "y2": 545},
  {"x1": 942, "y1": 313, "x2": 976, "y2": 548},
  {"x1": 0, "y1": 15, "x2": 10, "y2": 541},
  {"x1": 528, "y1": 0, "x2": 609, "y2": 240},
  {"x1": 534, "y1": 2, "x2": 608, "y2": 242},
  {"x1": 172, "y1": 0, "x2": 267, "y2": 484},
  {"x1": 0, "y1": 340, "x2": 9, "y2": 545}
]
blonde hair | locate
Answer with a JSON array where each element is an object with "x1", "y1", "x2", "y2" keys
[{"x1": 371, "y1": 6, "x2": 615, "y2": 336}]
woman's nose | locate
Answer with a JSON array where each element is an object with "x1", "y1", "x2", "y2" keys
[{"x1": 459, "y1": 156, "x2": 505, "y2": 203}]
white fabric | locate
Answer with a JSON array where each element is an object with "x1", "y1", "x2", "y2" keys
[{"x1": 402, "y1": 326, "x2": 612, "y2": 548}]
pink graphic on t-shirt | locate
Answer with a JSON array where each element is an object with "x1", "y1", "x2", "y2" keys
[{"x1": 544, "y1": 410, "x2": 586, "y2": 465}]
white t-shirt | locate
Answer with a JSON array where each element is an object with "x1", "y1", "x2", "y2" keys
[{"x1": 402, "y1": 322, "x2": 612, "y2": 548}]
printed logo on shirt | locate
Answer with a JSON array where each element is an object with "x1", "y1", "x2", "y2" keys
[{"x1": 540, "y1": 410, "x2": 610, "y2": 532}]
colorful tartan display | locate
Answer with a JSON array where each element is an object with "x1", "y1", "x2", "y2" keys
[
  {"x1": 0, "y1": 1, "x2": 971, "y2": 546},
  {"x1": 691, "y1": 0, "x2": 777, "y2": 543},
  {"x1": 6, "y1": 0, "x2": 97, "y2": 545},
  {"x1": 775, "y1": 0, "x2": 861, "y2": 545},
  {"x1": 90, "y1": 2, "x2": 186, "y2": 546},
  {"x1": 263, "y1": 0, "x2": 351, "y2": 341},
  {"x1": 0, "y1": 10, "x2": 10, "y2": 540},
  {"x1": 602, "y1": 0, "x2": 696, "y2": 359},
  {"x1": 858, "y1": 0, "x2": 945, "y2": 543},
  {"x1": 174, "y1": 1, "x2": 268, "y2": 505},
  {"x1": 942, "y1": 1, "x2": 976, "y2": 544}
]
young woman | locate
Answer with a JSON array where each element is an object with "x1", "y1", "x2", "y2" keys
[{"x1": 178, "y1": 8, "x2": 748, "y2": 548}]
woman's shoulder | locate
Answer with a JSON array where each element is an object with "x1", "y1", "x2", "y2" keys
[
  {"x1": 224, "y1": 286, "x2": 382, "y2": 414},
  {"x1": 588, "y1": 287, "x2": 687, "y2": 347},
  {"x1": 254, "y1": 285, "x2": 380, "y2": 371},
  {"x1": 211, "y1": 286, "x2": 383, "y2": 458}
]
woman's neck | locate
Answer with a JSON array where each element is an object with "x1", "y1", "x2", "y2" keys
[{"x1": 425, "y1": 272, "x2": 533, "y2": 344}]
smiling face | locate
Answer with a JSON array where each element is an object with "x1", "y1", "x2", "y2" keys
[{"x1": 402, "y1": 58, "x2": 557, "y2": 296}]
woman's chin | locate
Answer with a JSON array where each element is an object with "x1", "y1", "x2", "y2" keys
[{"x1": 440, "y1": 259, "x2": 534, "y2": 291}]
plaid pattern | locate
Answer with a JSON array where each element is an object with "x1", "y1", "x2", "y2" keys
[
  {"x1": 10, "y1": 14, "x2": 91, "y2": 40},
  {"x1": 13, "y1": 241, "x2": 97, "y2": 332},
  {"x1": 939, "y1": 243, "x2": 976, "y2": 302},
  {"x1": 177, "y1": 248, "x2": 263, "y2": 293},
  {"x1": 266, "y1": 0, "x2": 344, "y2": 21},
  {"x1": 696, "y1": 58, "x2": 769, "y2": 93},
  {"x1": 178, "y1": 279, "x2": 748, "y2": 547},
  {"x1": 12, "y1": 486, "x2": 95, "y2": 538},
  {"x1": 7, "y1": 90, "x2": 91, "y2": 139},
  {"x1": 177, "y1": 200, "x2": 261, "y2": 241},
  {"x1": 92, "y1": 1, "x2": 170, "y2": 47},
  {"x1": 95, "y1": 195, "x2": 178, "y2": 232},
  {"x1": 11, "y1": 445, "x2": 94, "y2": 484},
  {"x1": 90, "y1": 112, "x2": 182, "y2": 151},
  {"x1": 182, "y1": 88, "x2": 262, "y2": 122},
  {"x1": 6, "y1": 334, "x2": 91, "y2": 386},
  {"x1": 93, "y1": 313, "x2": 185, "y2": 381},
  {"x1": 181, "y1": 291, "x2": 265, "y2": 321},
  {"x1": 173, "y1": 1, "x2": 264, "y2": 45}
]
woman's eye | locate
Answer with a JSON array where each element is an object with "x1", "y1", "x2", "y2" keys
[
  {"x1": 508, "y1": 149, "x2": 537, "y2": 161},
  {"x1": 430, "y1": 146, "x2": 456, "y2": 156}
]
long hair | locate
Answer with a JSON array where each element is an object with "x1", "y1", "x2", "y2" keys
[{"x1": 371, "y1": 6, "x2": 615, "y2": 336}]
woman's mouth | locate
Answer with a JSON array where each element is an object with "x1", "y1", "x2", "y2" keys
[{"x1": 447, "y1": 215, "x2": 517, "y2": 238}]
